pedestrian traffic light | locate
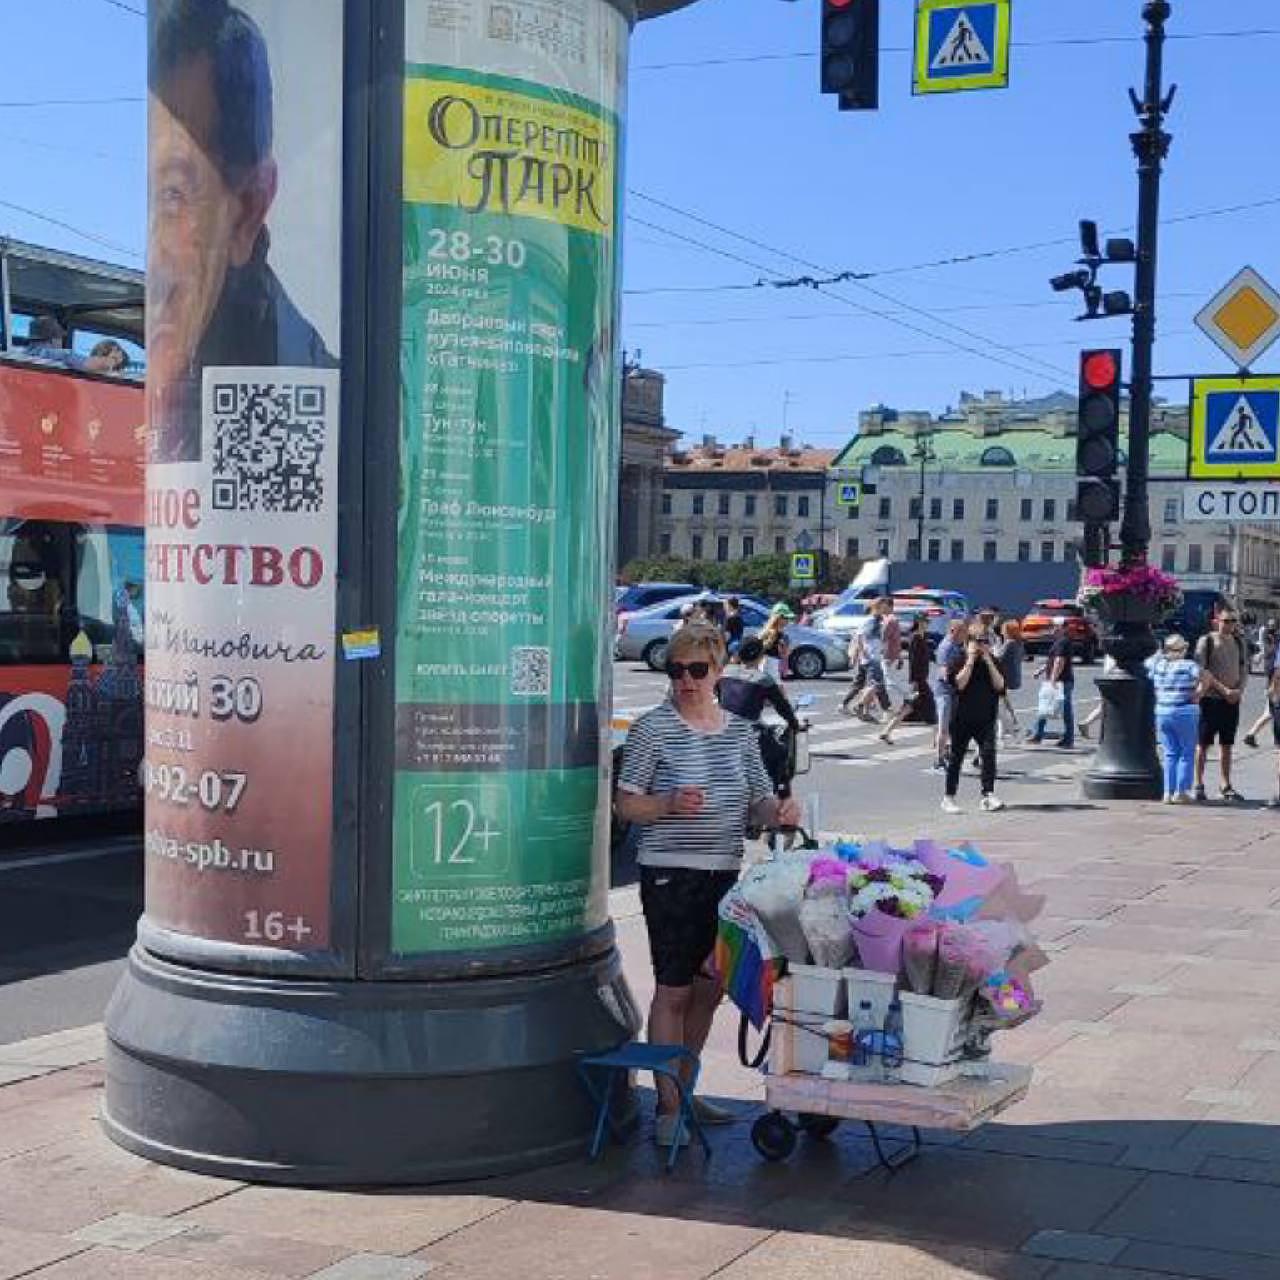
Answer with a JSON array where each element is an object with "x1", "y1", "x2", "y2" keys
[
  {"x1": 821, "y1": 0, "x2": 879, "y2": 111},
  {"x1": 1076, "y1": 348, "x2": 1122, "y2": 529}
]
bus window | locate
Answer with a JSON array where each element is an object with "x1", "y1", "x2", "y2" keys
[
  {"x1": 0, "y1": 520, "x2": 75, "y2": 664},
  {"x1": 74, "y1": 526, "x2": 144, "y2": 654}
]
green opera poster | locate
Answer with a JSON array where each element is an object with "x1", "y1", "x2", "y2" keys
[{"x1": 393, "y1": 1, "x2": 627, "y2": 954}]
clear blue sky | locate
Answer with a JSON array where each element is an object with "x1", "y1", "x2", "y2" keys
[{"x1": 4, "y1": 0, "x2": 1280, "y2": 448}]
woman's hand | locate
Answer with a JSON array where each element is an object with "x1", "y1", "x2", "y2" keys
[
  {"x1": 776, "y1": 795, "x2": 802, "y2": 827},
  {"x1": 667, "y1": 785, "x2": 706, "y2": 817}
]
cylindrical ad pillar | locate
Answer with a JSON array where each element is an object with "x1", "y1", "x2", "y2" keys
[{"x1": 103, "y1": 0, "x2": 639, "y2": 1186}]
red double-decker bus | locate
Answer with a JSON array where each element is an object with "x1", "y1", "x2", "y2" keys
[{"x1": 0, "y1": 238, "x2": 145, "y2": 825}]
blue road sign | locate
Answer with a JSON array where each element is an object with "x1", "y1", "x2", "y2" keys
[
  {"x1": 914, "y1": 0, "x2": 1011, "y2": 95},
  {"x1": 1190, "y1": 377, "x2": 1280, "y2": 477},
  {"x1": 791, "y1": 552, "x2": 817, "y2": 582}
]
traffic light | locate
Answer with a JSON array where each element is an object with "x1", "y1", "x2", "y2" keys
[
  {"x1": 821, "y1": 0, "x2": 879, "y2": 111},
  {"x1": 1076, "y1": 348, "x2": 1122, "y2": 546}
]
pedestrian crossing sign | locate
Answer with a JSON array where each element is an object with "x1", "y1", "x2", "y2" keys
[
  {"x1": 791, "y1": 552, "x2": 818, "y2": 583},
  {"x1": 914, "y1": 0, "x2": 1011, "y2": 96},
  {"x1": 1189, "y1": 376, "x2": 1280, "y2": 478},
  {"x1": 837, "y1": 481, "x2": 862, "y2": 508}
]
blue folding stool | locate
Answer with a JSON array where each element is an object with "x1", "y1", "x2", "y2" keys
[{"x1": 577, "y1": 1042, "x2": 712, "y2": 1173}]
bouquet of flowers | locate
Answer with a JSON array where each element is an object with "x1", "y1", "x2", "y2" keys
[
  {"x1": 845, "y1": 847, "x2": 945, "y2": 974},
  {"x1": 1078, "y1": 561, "x2": 1182, "y2": 615}
]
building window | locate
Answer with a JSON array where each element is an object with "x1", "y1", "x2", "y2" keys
[
  {"x1": 660, "y1": 532, "x2": 671, "y2": 554},
  {"x1": 877, "y1": 537, "x2": 891, "y2": 558},
  {"x1": 1041, "y1": 540, "x2": 1055, "y2": 562},
  {"x1": 927, "y1": 539, "x2": 941, "y2": 562},
  {"x1": 909, "y1": 496, "x2": 923, "y2": 520},
  {"x1": 907, "y1": 538, "x2": 922, "y2": 560},
  {"x1": 1188, "y1": 544, "x2": 1203, "y2": 573},
  {"x1": 953, "y1": 498, "x2": 965, "y2": 520},
  {"x1": 1214, "y1": 544, "x2": 1230, "y2": 574},
  {"x1": 985, "y1": 498, "x2": 999, "y2": 522},
  {"x1": 1163, "y1": 498, "x2": 1179, "y2": 524},
  {"x1": 1043, "y1": 499, "x2": 1056, "y2": 522},
  {"x1": 744, "y1": 494, "x2": 756, "y2": 518},
  {"x1": 661, "y1": 492, "x2": 672, "y2": 516},
  {"x1": 775, "y1": 494, "x2": 788, "y2": 517},
  {"x1": 1160, "y1": 544, "x2": 1176, "y2": 571},
  {"x1": 981, "y1": 446, "x2": 1016, "y2": 467},
  {"x1": 984, "y1": 540, "x2": 998, "y2": 562},
  {"x1": 797, "y1": 495, "x2": 811, "y2": 518},
  {"x1": 870, "y1": 446, "x2": 908, "y2": 466},
  {"x1": 775, "y1": 535, "x2": 786, "y2": 554},
  {"x1": 930, "y1": 498, "x2": 942, "y2": 521},
  {"x1": 717, "y1": 535, "x2": 730, "y2": 562},
  {"x1": 1020, "y1": 498, "x2": 1033, "y2": 521},
  {"x1": 1017, "y1": 541, "x2": 1031, "y2": 562},
  {"x1": 691, "y1": 534, "x2": 704, "y2": 560},
  {"x1": 742, "y1": 535, "x2": 755, "y2": 559},
  {"x1": 879, "y1": 497, "x2": 892, "y2": 520},
  {"x1": 950, "y1": 539, "x2": 964, "y2": 561},
  {"x1": 1066, "y1": 499, "x2": 1080, "y2": 522},
  {"x1": 846, "y1": 537, "x2": 859, "y2": 559},
  {"x1": 692, "y1": 493, "x2": 704, "y2": 516},
  {"x1": 717, "y1": 493, "x2": 731, "y2": 517}
]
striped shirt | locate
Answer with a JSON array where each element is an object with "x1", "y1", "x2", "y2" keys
[
  {"x1": 1145, "y1": 656, "x2": 1201, "y2": 712},
  {"x1": 618, "y1": 700, "x2": 772, "y2": 872}
]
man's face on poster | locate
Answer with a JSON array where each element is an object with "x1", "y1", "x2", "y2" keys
[{"x1": 147, "y1": 54, "x2": 276, "y2": 400}]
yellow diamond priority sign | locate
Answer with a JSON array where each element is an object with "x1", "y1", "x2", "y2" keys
[{"x1": 1195, "y1": 267, "x2": 1280, "y2": 371}]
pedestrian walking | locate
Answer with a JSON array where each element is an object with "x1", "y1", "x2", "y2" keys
[
  {"x1": 940, "y1": 622, "x2": 1007, "y2": 814},
  {"x1": 879, "y1": 614, "x2": 936, "y2": 744},
  {"x1": 1029, "y1": 619, "x2": 1076, "y2": 748},
  {"x1": 1145, "y1": 634, "x2": 1203, "y2": 804},
  {"x1": 723, "y1": 596, "x2": 745, "y2": 660},
  {"x1": 615, "y1": 624, "x2": 800, "y2": 1149},
  {"x1": 759, "y1": 604, "x2": 793, "y2": 681},
  {"x1": 932, "y1": 617, "x2": 967, "y2": 771},
  {"x1": 1194, "y1": 608, "x2": 1249, "y2": 802},
  {"x1": 994, "y1": 619, "x2": 1025, "y2": 744}
]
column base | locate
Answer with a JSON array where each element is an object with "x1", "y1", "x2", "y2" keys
[
  {"x1": 102, "y1": 941, "x2": 639, "y2": 1186},
  {"x1": 1081, "y1": 670, "x2": 1163, "y2": 801}
]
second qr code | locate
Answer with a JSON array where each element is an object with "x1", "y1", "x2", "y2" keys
[{"x1": 510, "y1": 647, "x2": 551, "y2": 696}]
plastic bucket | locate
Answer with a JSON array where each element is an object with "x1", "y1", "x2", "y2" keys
[
  {"x1": 899, "y1": 991, "x2": 967, "y2": 1087},
  {"x1": 788, "y1": 964, "x2": 845, "y2": 1019},
  {"x1": 843, "y1": 968, "x2": 897, "y2": 1030},
  {"x1": 770, "y1": 975, "x2": 836, "y2": 1076}
]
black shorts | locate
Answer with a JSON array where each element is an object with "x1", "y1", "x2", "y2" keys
[
  {"x1": 1199, "y1": 698, "x2": 1241, "y2": 747},
  {"x1": 640, "y1": 867, "x2": 737, "y2": 988}
]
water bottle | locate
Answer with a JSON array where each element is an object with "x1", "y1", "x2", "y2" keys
[
  {"x1": 851, "y1": 1000, "x2": 879, "y2": 1080},
  {"x1": 881, "y1": 1001, "x2": 905, "y2": 1083}
]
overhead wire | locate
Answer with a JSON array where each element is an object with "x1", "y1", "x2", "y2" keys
[{"x1": 0, "y1": 197, "x2": 141, "y2": 258}]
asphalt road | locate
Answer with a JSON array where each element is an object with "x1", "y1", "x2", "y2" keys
[{"x1": 4, "y1": 658, "x2": 1276, "y2": 1044}]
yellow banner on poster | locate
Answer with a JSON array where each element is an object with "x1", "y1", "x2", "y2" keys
[{"x1": 404, "y1": 76, "x2": 615, "y2": 237}]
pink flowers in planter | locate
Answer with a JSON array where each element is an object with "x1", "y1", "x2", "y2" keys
[{"x1": 1079, "y1": 561, "x2": 1182, "y2": 612}]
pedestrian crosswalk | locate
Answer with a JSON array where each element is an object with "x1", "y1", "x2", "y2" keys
[{"x1": 610, "y1": 674, "x2": 1094, "y2": 783}]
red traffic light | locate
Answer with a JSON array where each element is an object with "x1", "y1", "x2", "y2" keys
[
  {"x1": 827, "y1": 0, "x2": 855, "y2": 6},
  {"x1": 1082, "y1": 351, "x2": 1119, "y2": 390}
]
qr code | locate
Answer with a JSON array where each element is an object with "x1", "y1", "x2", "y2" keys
[
  {"x1": 511, "y1": 646, "x2": 551, "y2": 697},
  {"x1": 210, "y1": 382, "x2": 327, "y2": 513}
]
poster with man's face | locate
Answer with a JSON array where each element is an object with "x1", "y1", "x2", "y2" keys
[{"x1": 143, "y1": 0, "x2": 344, "y2": 955}]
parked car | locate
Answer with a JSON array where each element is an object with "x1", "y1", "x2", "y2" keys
[
  {"x1": 810, "y1": 589, "x2": 959, "y2": 651},
  {"x1": 614, "y1": 594, "x2": 849, "y2": 679},
  {"x1": 1021, "y1": 598, "x2": 1099, "y2": 663},
  {"x1": 615, "y1": 581, "x2": 697, "y2": 616}
]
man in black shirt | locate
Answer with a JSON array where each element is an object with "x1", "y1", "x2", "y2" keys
[
  {"x1": 941, "y1": 623, "x2": 1006, "y2": 814},
  {"x1": 1030, "y1": 621, "x2": 1076, "y2": 748},
  {"x1": 723, "y1": 597, "x2": 746, "y2": 658}
]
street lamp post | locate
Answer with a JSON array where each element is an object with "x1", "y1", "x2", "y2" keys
[
  {"x1": 913, "y1": 434, "x2": 936, "y2": 561},
  {"x1": 1082, "y1": 0, "x2": 1172, "y2": 800}
]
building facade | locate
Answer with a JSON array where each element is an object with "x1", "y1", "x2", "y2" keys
[
  {"x1": 617, "y1": 367, "x2": 679, "y2": 568},
  {"x1": 657, "y1": 436, "x2": 838, "y2": 563}
]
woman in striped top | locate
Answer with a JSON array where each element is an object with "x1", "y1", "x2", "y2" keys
[
  {"x1": 616, "y1": 623, "x2": 800, "y2": 1148},
  {"x1": 1145, "y1": 633, "x2": 1204, "y2": 804}
]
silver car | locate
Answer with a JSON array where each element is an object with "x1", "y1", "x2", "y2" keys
[{"x1": 614, "y1": 594, "x2": 849, "y2": 680}]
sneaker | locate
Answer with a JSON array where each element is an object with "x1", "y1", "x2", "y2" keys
[
  {"x1": 1193, "y1": 784, "x2": 1207, "y2": 803},
  {"x1": 692, "y1": 1097, "x2": 737, "y2": 1126},
  {"x1": 1245, "y1": 733, "x2": 1260, "y2": 750},
  {"x1": 980, "y1": 794, "x2": 1006, "y2": 813},
  {"x1": 1162, "y1": 794, "x2": 1174, "y2": 804},
  {"x1": 1222, "y1": 786, "x2": 1244, "y2": 803},
  {"x1": 1079, "y1": 724, "x2": 1091, "y2": 741},
  {"x1": 654, "y1": 1112, "x2": 690, "y2": 1148},
  {"x1": 1177, "y1": 791, "x2": 1196, "y2": 805},
  {"x1": 931, "y1": 759, "x2": 947, "y2": 774},
  {"x1": 1056, "y1": 739, "x2": 1075, "y2": 750},
  {"x1": 940, "y1": 797, "x2": 962, "y2": 815},
  {"x1": 879, "y1": 731, "x2": 894, "y2": 745}
]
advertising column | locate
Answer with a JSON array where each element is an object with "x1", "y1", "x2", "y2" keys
[
  {"x1": 394, "y1": 0, "x2": 627, "y2": 960},
  {"x1": 141, "y1": 0, "x2": 344, "y2": 961}
]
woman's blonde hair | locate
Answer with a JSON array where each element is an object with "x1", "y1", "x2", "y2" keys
[{"x1": 667, "y1": 622, "x2": 726, "y2": 668}]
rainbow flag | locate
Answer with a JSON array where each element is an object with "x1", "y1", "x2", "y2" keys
[{"x1": 714, "y1": 888, "x2": 784, "y2": 1030}]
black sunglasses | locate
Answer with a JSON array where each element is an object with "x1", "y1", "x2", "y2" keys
[{"x1": 667, "y1": 660, "x2": 711, "y2": 680}]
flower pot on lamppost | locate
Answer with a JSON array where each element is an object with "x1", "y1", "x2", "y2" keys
[{"x1": 1079, "y1": 566, "x2": 1181, "y2": 801}]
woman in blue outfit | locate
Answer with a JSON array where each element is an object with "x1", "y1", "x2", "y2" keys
[{"x1": 1145, "y1": 633, "x2": 1205, "y2": 804}]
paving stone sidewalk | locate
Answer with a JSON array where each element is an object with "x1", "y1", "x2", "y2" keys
[{"x1": 4, "y1": 797, "x2": 1280, "y2": 1279}]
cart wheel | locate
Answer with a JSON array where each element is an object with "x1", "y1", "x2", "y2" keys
[
  {"x1": 796, "y1": 1113, "x2": 840, "y2": 1139},
  {"x1": 751, "y1": 1112, "x2": 797, "y2": 1162}
]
